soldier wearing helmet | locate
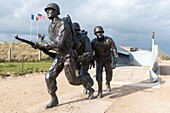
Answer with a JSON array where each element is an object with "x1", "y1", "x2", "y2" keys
[
  {"x1": 44, "y1": 3, "x2": 60, "y2": 15},
  {"x1": 94, "y1": 26, "x2": 104, "y2": 34},
  {"x1": 72, "y1": 22, "x2": 94, "y2": 94},
  {"x1": 91, "y1": 26, "x2": 118, "y2": 98},
  {"x1": 33, "y1": 3, "x2": 94, "y2": 109}
]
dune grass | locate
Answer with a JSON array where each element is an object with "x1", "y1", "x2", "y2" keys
[{"x1": 0, "y1": 42, "x2": 50, "y2": 62}]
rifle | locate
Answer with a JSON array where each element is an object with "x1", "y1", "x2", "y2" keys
[
  {"x1": 78, "y1": 52, "x2": 91, "y2": 63},
  {"x1": 15, "y1": 35, "x2": 35, "y2": 46},
  {"x1": 15, "y1": 35, "x2": 56, "y2": 59},
  {"x1": 63, "y1": 15, "x2": 75, "y2": 37}
]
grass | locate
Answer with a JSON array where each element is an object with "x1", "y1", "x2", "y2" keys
[
  {"x1": 0, "y1": 42, "x2": 53, "y2": 78},
  {"x1": 0, "y1": 61, "x2": 51, "y2": 77}
]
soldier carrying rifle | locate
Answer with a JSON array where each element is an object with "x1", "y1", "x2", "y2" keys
[{"x1": 28, "y1": 3, "x2": 94, "y2": 109}]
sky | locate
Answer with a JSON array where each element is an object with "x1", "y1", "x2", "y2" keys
[{"x1": 0, "y1": 0, "x2": 170, "y2": 56}]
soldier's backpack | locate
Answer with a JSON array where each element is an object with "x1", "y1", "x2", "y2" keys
[{"x1": 63, "y1": 15, "x2": 81, "y2": 50}]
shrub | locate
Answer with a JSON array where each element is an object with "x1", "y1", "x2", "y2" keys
[{"x1": 160, "y1": 52, "x2": 170, "y2": 60}]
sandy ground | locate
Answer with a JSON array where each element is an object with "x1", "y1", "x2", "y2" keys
[{"x1": 1, "y1": 60, "x2": 170, "y2": 113}]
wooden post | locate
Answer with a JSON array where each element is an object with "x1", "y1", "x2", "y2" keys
[
  {"x1": 38, "y1": 50, "x2": 41, "y2": 61},
  {"x1": 8, "y1": 49, "x2": 11, "y2": 62},
  {"x1": 22, "y1": 55, "x2": 24, "y2": 73}
]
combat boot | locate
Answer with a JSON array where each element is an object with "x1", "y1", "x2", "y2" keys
[
  {"x1": 80, "y1": 74, "x2": 94, "y2": 99},
  {"x1": 86, "y1": 79, "x2": 94, "y2": 100},
  {"x1": 97, "y1": 82, "x2": 103, "y2": 98},
  {"x1": 106, "y1": 83, "x2": 111, "y2": 93},
  {"x1": 45, "y1": 93, "x2": 59, "y2": 109},
  {"x1": 87, "y1": 86, "x2": 94, "y2": 100},
  {"x1": 83, "y1": 88, "x2": 88, "y2": 94},
  {"x1": 83, "y1": 74, "x2": 93, "y2": 95}
]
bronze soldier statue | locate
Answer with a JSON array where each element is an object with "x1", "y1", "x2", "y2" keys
[
  {"x1": 91, "y1": 26, "x2": 118, "y2": 98},
  {"x1": 72, "y1": 22, "x2": 94, "y2": 94},
  {"x1": 33, "y1": 3, "x2": 94, "y2": 109}
]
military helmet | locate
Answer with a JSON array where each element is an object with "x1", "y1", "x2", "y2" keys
[
  {"x1": 94, "y1": 26, "x2": 104, "y2": 34},
  {"x1": 44, "y1": 3, "x2": 60, "y2": 15},
  {"x1": 72, "y1": 22, "x2": 81, "y2": 30}
]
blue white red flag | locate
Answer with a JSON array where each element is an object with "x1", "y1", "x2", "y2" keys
[
  {"x1": 31, "y1": 14, "x2": 38, "y2": 21},
  {"x1": 38, "y1": 13, "x2": 46, "y2": 20}
]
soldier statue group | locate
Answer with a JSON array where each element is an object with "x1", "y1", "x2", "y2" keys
[{"x1": 32, "y1": 3, "x2": 118, "y2": 109}]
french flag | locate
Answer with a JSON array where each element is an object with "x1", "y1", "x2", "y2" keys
[
  {"x1": 31, "y1": 14, "x2": 38, "y2": 21},
  {"x1": 38, "y1": 13, "x2": 46, "y2": 20}
]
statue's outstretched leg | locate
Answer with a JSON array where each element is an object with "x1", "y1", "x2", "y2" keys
[
  {"x1": 45, "y1": 60, "x2": 64, "y2": 109},
  {"x1": 64, "y1": 58, "x2": 95, "y2": 99}
]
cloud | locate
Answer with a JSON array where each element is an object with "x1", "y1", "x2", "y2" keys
[{"x1": 0, "y1": 0, "x2": 170, "y2": 56}]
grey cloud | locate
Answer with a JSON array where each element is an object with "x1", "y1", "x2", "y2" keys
[{"x1": 0, "y1": 0, "x2": 170, "y2": 56}]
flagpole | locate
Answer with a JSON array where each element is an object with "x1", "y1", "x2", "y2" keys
[
  {"x1": 37, "y1": 19, "x2": 39, "y2": 42},
  {"x1": 36, "y1": 17, "x2": 41, "y2": 61}
]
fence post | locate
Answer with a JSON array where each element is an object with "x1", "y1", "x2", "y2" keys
[
  {"x1": 8, "y1": 49, "x2": 12, "y2": 62},
  {"x1": 38, "y1": 50, "x2": 41, "y2": 61},
  {"x1": 22, "y1": 55, "x2": 24, "y2": 73}
]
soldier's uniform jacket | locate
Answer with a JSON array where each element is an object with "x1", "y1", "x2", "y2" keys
[
  {"x1": 91, "y1": 36, "x2": 117, "y2": 63},
  {"x1": 74, "y1": 31, "x2": 92, "y2": 63},
  {"x1": 47, "y1": 18, "x2": 74, "y2": 57}
]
